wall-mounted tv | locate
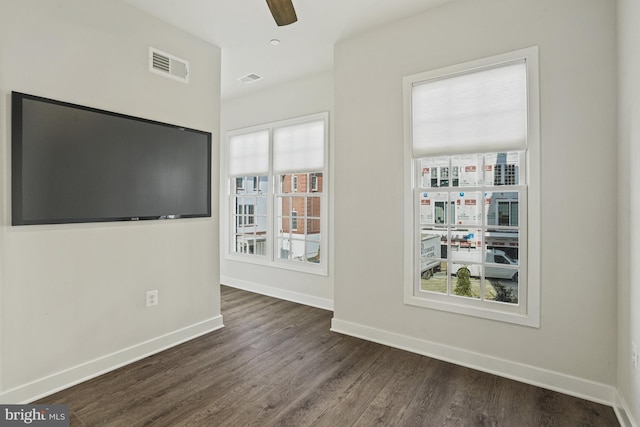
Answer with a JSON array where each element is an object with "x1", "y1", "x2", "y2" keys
[{"x1": 12, "y1": 91, "x2": 212, "y2": 225}]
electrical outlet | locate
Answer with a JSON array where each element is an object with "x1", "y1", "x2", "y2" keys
[
  {"x1": 632, "y1": 342, "x2": 638, "y2": 372},
  {"x1": 146, "y1": 290, "x2": 158, "y2": 307}
]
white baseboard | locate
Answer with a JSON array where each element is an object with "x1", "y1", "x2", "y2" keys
[
  {"x1": 0, "y1": 315, "x2": 224, "y2": 404},
  {"x1": 331, "y1": 317, "x2": 618, "y2": 407},
  {"x1": 615, "y1": 391, "x2": 639, "y2": 427},
  {"x1": 221, "y1": 276, "x2": 333, "y2": 311}
]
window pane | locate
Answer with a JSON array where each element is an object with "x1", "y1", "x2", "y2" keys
[
  {"x1": 278, "y1": 238, "x2": 290, "y2": 259},
  {"x1": 306, "y1": 218, "x2": 321, "y2": 234},
  {"x1": 451, "y1": 154, "x2": 483, "y2": 187},
  {"x1": 485, "y1": 276, "x2": 519, "y2": 304},
  {"x1": 449, "y1": 266, "x2": 482, "y2": 300},
  {"x1": 307, "y1": 197, "x2": 321, "y2": 219},
  {"x1": 420, "y1": 191, "x2": 448, "y2": 224},
  {"x1": 231, "y1": 176, "x2": 268, "y2": 257},
  {"x1": 453, "y1": 192, "x2": 482, "y2": 226},
  {"x1": 485, "y1": 230, "x2": 519, "y2": 265},
  {"x1": 278, "y1": 237, "x2": 305, "y2": 262},
  {"x1": 420, "y1": 157, "x2": 449, "y2": 188},
  {"x1": 280, "y1": 175, "x2": 296, "y2": 193},
  {"x1": 307, "y1": 234, "x2": 321, "y2": 263},
  {"x1": 485, "y1": 191, "x2": 519, "y2": 227},
  {"x1": 484, "y1": 152, "x2": 520, "y2": 186},
  {"x1": 419, "y1": 227, "x2": 447, "y2": 293}
]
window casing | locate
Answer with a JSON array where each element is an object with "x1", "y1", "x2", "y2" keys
[
  {"x1": 403, "y1": 47, "x2": 540, "y2": 327},
  {"x1": 226, "y1": 113, "x2": 328, "y2": 275}
]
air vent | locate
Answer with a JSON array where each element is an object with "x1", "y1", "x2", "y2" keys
[
  {"x1": 238, "y1": 73, "x2": 263, "y2": 84},
  {"x1": 149, "y1": 47, "x2": 189, "y2": 83}
]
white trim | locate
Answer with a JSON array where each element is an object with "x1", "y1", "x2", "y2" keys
[
  {"x1": 403, "y1": 46, "x2": 540, "y2": 327},
  {"x1": 0, "y1": 316, "x2": 223, "y2": 404},
  {"x1": 223, "y1": 112, "x2": 329, "y2": 277},
  {"x1": 615, "y1": 391, "x2": 639, "y2": 427},
  {"x1": 330, "y1": 317, "x2": 617, "y2": 407},
  {"x1": 222, "y1": 276, "x2": 333, "y2": 311}
]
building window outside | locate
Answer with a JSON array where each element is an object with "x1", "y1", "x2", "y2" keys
[
  {"x1": 236, "y1": 204, "x2": 255, "y2": 226},
  {"x1": 227, "y1": 113, "x2": 328, "y2": 274},
  {"x1": 232, "y1": 176, "x2": 268, "y2": 255},
  {"x1": 404, "y1": 47, "x2": 540, "y2": 327}
]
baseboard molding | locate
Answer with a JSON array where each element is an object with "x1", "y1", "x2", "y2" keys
[
  {"x1": 615, "y1": 391, "x2": 638, "y2": 427},
  {"x1": 0, "y1": 315, "x2": 224, "y2": 404},
  {"x1": 221, "y1": 276, "x2": 333, "y2": 311},
  {"x1": 331, "y1": 317, "x2": 618, "y2": 408}
]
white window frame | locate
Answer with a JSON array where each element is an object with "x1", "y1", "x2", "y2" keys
[
  {"x1": 403, "y1": 47, "x2": 540, "y2": 327},
  {"x1": 225, "y1": 112, "x2": 329, "y2": 276}
]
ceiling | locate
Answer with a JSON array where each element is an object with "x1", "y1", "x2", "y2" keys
[{"x1": 122, "y1": 0, "x2": 451, "y2": 100}]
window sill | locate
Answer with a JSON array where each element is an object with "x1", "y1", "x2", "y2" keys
[
  {"x1": 226, "y1": 253, "x2": 328, "y2": 277},
  {"x1": 404, "y1": 293, "x2": 540, "y2": 328}
]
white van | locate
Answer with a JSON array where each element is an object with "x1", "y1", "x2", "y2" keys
[{"x1": 451, "y1": 249, "x2": 518, "y2": 282}]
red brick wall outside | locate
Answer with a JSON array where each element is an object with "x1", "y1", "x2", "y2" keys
[{"x1": 280, "y1": 173, "x2": 323, "y2": 234}]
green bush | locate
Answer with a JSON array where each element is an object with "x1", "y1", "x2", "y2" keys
[
  {"x1": 454, "y1": 266, "x2": 473, "y2": 297},
  {"x1": 491, "y1": 281, "x2": 518, "y2": 304}
]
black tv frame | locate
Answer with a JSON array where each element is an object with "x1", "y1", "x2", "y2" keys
[{"x1": 11, "y1": 91, "x2": 212, "y2": 226}]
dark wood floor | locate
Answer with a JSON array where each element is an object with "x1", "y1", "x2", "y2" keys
[{"x1": 37, "y1": 285, "x2": 619, "y2": 426}]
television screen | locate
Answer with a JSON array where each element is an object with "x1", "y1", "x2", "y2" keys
[{"x1": 12, "y1": 91, "x2": 212, "y2": 225}]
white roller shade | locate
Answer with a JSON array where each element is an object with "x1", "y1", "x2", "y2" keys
[
  {"x1": 228, "y1": 130, "x2": 269, "y2": 176},
  {"x1": 412, "y1": 60, "x2": 527, "y2": 157},
  {"x1": 273, "y1": 120, "x2": 325, "y2": 173}
]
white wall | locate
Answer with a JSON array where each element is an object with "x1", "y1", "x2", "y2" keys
[
  {"x1": 0, "y1": 0, "x2": 221, "y2": 402},
  {"x1": 618, "y1": 0, "x2": 640, "y2": 423},
  {"x1": 333, "y1": 0, "x2": 618, "y2": 404},
  {"x1": 221, "y1": 71, "x2": 334, "y2": 309}
]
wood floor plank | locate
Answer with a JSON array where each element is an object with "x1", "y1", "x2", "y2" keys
[{"x1": 36, "y1": 286, "x2": 620, "y2": 426}]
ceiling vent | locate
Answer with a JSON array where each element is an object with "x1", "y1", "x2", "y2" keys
[
  {"x1": 149, "y1": 47, "x2": 189, "y2": 83},
  {"x1": 238, "y1": 73, "x2": 263, "y2": 84}
]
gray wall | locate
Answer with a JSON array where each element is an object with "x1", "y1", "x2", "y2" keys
[
  {"x1": 0, "y1": 0, "x2": 221, "y2": 402},
  {"x1": 618, "y1": 0, "x2": 640, "y2": 423},
  {"x1": 333, "y1": 0, "x2": 618, "y2": 400},
  {"x1": 221, "y1": 71, "x2": 334, "y2": 309}
]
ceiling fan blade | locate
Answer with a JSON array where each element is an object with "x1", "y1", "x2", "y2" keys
[{"x1": 266, "y1": 0, "x2": 297, "y2": 26}]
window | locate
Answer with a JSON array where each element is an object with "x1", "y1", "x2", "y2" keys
[
  {"x1": 403, "y1": 47, "x2": 540, "y2": 327},
  {"x1": 232, "y1": 176, "x2": 268, "y2": 255},
  {"x1": 236, "y1": 204, "x2": 255, "y2": 226},
  {"x1": 227, "y1": 112, "x2": 328, "y2": 274}
]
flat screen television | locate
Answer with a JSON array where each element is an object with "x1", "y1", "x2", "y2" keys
[{"x1": 11, "y1": 91, "x2": 212, "y2": 225}]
